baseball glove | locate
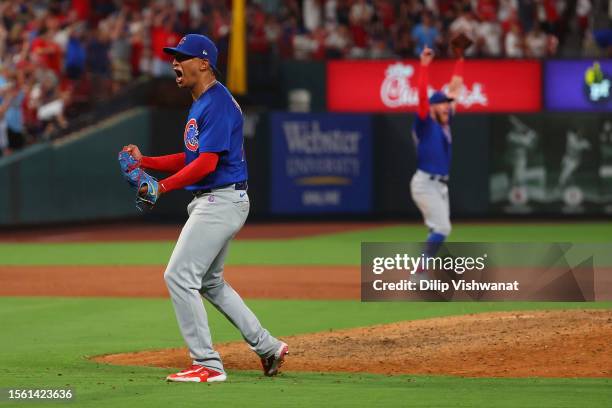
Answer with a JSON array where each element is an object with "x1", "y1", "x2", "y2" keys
[
  {"x1": 135, "y1": 171, "x2": 160, "y2": 212},
  {"x1": 450, "y1": 32, "x2": 473, "y2": 56},
  {"x1": 118, "y1": 150, "x2": 159, "y2": 211},
  {"x1": 118, "y1": 150, "x2": 141, "y2": 188}
]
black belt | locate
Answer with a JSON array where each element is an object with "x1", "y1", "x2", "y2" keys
[
  {"x1": 192, "y1": 181, "x2": 248, "y2": 197},
  {"x1": 429, "y1": 174, "x2": 449, "y2": 184}
]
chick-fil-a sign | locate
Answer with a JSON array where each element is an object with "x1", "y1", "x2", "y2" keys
[{"x1": 327, "y1": 60, "x2": 541, "y2": 113}]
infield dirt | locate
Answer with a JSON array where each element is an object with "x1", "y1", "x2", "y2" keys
[{"x1": 94, "y1": 309, "x2": 612, "y2": 378}]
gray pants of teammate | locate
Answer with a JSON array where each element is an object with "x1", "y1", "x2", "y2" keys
[
  {"x1": 164, "y1": 185, "x2": 281, "y2": 373},
  {"x1": 410, "y1": 170, "x2": 452, "y2": 236}
]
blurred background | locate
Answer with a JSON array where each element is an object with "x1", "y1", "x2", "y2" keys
[{"x1": 0, "y1": 0, "x2": 611, "y2": 226}]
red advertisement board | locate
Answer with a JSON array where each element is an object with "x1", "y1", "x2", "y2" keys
[{"x1": 327, "y1": 60, "x2": 542, "y2": 113}]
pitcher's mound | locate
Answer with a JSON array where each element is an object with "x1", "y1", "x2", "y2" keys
[{"x1": 93, "y1": 309, "x2": 612, "y2": 378}]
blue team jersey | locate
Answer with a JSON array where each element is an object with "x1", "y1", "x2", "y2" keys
[
  {"x1": 412, "y1": 113, "x2": 453, "y2": 176},
  {"x1": 182, "y1": 82, "x2": 248, "y2": 190}
]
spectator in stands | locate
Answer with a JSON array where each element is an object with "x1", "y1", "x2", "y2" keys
[
  {"x1": 476, "y1": 13, "x2": 503, "y2": 56},
  {"x1": 535, "y1": 0, "x2": 560, "y2": 35},
  {"x1": 505, "y1": 22, "x2": 525, "y2": 57},
  {"x1": 0, "y1": 70, "x2": 10, "y2": 157},
  {"x1": 303, "y1": 0, "x2": 323, "y2": 32},
  {"x1": 150, "y1": 9, "x2": 180, "y2": 77},
  {"x1": 498, "y1": 0, "x2": 519, "y2": 29},
  {"x1": 325, "y1": 24, "x2": 352, "y2": 58},
  {"x1": 412, "y1": 11, "x2": 440, "y2": 56},
  {"x1": 392, "y1": 22, "x2": 414, "y2": 58},
  {"x1": 108, "y1": 10, "x2": 132, "y2": 93},
  {"x1": 449, "y1": 5, "x2": 479, "y2": 56},
  {"x1": 29, "y1": 68, "x2": 68, "y2": 140},
  {"x1": 31, "y1": 26, "x2": 62, "y2": 76},
  {"x1": 64, "y1": 24, "x2": 86, "y2": 80},
  {"x1": 4, "y1": 72, "x2": 26, "y2": 152},
  {"x1": 0, "y1": 0, "x2": 592, "y2": 155},
  {"x1": 374, "y1": 0, "x2": 395, "y2": 30},
  {"x1": 348, "y1": 0, "x2": 372, "y2": 58},
  {"x1": 86, "y1": 26, "x2": 110, "y2": 78},
  {"x1": 576, "y1": 0, "x2": 591, "y2": 38},
  {"x1": 525, "y1": 23, "x2": 549, "y2": 57}
]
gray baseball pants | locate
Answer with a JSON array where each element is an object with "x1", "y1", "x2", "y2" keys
[
  {"x1": 410, "y1": 169, "x2": 452, "y2": 236},
  {"x1": 164, "y1": 185, "x2": 281, "y2": 373}
]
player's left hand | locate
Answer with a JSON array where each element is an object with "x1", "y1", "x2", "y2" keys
[
  {"x1": 135, "y1": 171, "x2": 160, "y2": 211},
  {"x1": 118, "y1": 150, "x2": 141, "y2": 188},
  {"x1": 122, "y1": 144, "x2": 143, "y2": 162}
]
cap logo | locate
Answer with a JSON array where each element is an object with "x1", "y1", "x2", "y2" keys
[
  {"x1": 178, "y1": 36, "x2": 186, "y2": 46},
  {"x1": 202, "y1": 50, "x2": 208, "y2": 55}
]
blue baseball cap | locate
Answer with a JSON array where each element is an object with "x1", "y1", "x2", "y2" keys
[
  {"x1": 163, "y1": 34, "x2": 220, "y2": 76},
  {"x1": 429, "y1": 91, "x2": 454, "y2": 105}
]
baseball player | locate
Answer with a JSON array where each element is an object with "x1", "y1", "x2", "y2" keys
[
  {"x1": 119, "y1": 34, "x2": 288, "y2": 383},
  {"x1": 410, "y1": 45, "x2": 464, "y2": 271}
]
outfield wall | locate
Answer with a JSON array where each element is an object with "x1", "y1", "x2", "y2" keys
[
  {"x1": 0, "y1": 107, "x2": 609, "y2": 226},
  {"x1": 0, "y1": 108, "x2": 150, "y2": 226}
]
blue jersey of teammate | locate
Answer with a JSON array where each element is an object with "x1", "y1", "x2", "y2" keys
[
  {"x1": 412, "y1": 110, "x2": 453, "y2": 176},
  {"x1": 182, "y1": 82, "x2": 247, "y2": 190}
]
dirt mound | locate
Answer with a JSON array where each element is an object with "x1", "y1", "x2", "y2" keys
[{"x1": 94, "y1": 309, "x2": 612, "y2": 378}]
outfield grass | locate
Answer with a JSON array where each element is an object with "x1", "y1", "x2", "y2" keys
[
  {"x1": 1, "y1": 222, "x2": 611, "y2": 407},
  {"x1": 1, "y1": 297, "x2": 611, "y2": 408},
  {"x1": 0, "y1": 222, "x2": 611, "y2": 265}
]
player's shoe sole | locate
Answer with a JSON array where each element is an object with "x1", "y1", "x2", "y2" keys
[
  {"x1": 166, "y1": 365, "x2": 227, "y2": 383},
  {"x1": 261, "y1": 342, "x2": 289, "y2": 377}
]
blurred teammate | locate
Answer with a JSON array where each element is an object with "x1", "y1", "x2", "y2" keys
[
  {"x1": 410, "y1": 46, "x2": 464, "y2": 266},
  {"x1": 122, "y1": 34, "x2": 288, "y2": 383}
]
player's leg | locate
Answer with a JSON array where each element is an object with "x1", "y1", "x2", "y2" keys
[
  {"x1": 410, "y1": 173, "x2": 451, "y2": 257},
  {"x1": 163, "y1": 198, "x2": 235, "y2": 374},
  {"x1": 200, "y1": 241, "x2": 282, "y2": 358},
  {"x1": 199, "y1": 187, "x2": 284, "y2": 360}
]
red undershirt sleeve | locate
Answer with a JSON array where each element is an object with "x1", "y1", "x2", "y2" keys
[
  {"x1": 452, "y1": 57, "x2": 464, "y2": 79},
  {"x1": 141, "y1": 153, "x2": 186, "y2": 173},
  {"x1": 417, "y1": 63, "x2": 429, "y2": 119},
  {"x1": 158, "y1": 152, "x2": 219, "y2": 193}
]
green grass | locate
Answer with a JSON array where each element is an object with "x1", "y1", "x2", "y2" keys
[
  {"x1": 1, "y1": 297, "x2": 611, "y2": 408},
  {"x1": 1, "y1": 222, "x2": 612, "y2": 406},
  {"x1": 1, "y1": 222, "x2": 611, "y2": 265}
]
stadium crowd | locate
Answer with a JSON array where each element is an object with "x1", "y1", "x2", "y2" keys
[{"x1": 0, "y1": 0, "x2": 604, "y2": 156}]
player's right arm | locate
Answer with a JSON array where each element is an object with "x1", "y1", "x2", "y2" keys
[
  {"x1": 417, "y1": 46, "x2": 433, "y2": 120},
  {"x1": 122, "y1": 144, "x2": 186, "y2": 173}
]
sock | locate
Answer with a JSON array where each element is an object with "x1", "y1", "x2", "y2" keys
[{"x1": 425, "y1": 232, "x2": 446, "y2": 258}]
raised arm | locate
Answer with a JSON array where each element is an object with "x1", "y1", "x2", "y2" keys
[
  {"x1": 417, "y1": 46, "x2": 434, "y2": 119},
  {"x1": 446, "y1": 57, "x2": 464, "y2": 101}
]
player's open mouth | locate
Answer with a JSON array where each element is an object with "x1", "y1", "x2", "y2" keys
[{"x1": 174, "y1": 69, "x2": 183, "y2": 83}]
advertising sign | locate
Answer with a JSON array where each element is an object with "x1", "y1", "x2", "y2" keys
[
  {"x1": 327, "y1": 60, "x2": 542, "y2": 113},
  {"x1": 545, "y1": 60, "x2": 612, "y2": 111},
  {"x1": 270, "y1": 113, "x2": 372, "y2": 214},
  {"x1": 489, "y1": 114, "x2": 612, "y2": 214}
]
